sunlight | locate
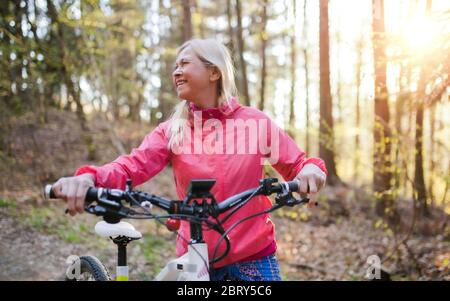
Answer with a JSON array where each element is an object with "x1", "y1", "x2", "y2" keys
[{"x1": 403, "y1": 16, "x2": 440, "y2": 54}]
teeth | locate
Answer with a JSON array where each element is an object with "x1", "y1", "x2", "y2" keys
[{"x1": 177, "y1": 80, "x2": 186, "y2": 86}]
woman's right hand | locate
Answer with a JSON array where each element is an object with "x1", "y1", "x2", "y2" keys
[{"x1": 52, "y1": 173, "x2": 95, "y2": 216}]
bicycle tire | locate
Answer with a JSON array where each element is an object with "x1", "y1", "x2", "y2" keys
[{"x1": 65, "y1": 255, "x2": 111, "y2": 281}]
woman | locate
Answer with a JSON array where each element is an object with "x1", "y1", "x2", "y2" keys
[{"x1": 52, "y1": 39, "x2": 328, "y2": 281}]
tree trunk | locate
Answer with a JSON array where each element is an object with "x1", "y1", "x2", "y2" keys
[
  {"x1": 303, "y1": 0, "x2": 310, "y2": 154},
  {"x1": 319, "y1": 0, "x2": 340, "y2": 185},
  {"x1": 235, "y1": 0, "x2": 250, "y2": 106},
  {"x1": 428, "y1": 104, "x2": 435, "y2": 205},
  {"x1": 335, "y1": 17, "x2": 343, "y2": 125},
  {"x1": 288, "y1": 0, "x2": 297, "y2": 138},
  {"x1": 413, "y1": 0, "x2": 433, "y2": 217},
  {"x1": 414, "y1": 94, "x2": 428, "y2": 216},
  {"x1": 226, "y1": 0, "x2": 235, "y2": 53},
  {"x1": 354, "y1": 34, "x2": 364, "y2": 182},
  {"x1": 258, "y1": 0, "x2": 268, "y2": 112},
  {"x1": 182, "y1": 0, "x2": 193, "y2": 41},
  {"x1": 372, "y1": 0, "x2": 393, "y2": 217}
]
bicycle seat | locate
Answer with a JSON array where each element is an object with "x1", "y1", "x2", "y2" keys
[{"x1": 94, "y1": 221, "x2": 142, "y2": 239}]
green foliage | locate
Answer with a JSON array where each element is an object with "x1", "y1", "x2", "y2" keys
[
  {"x1": 23, "y1": 205, "x2": 91, "y2": 244},
  {"x1": 0, "y1": 198, "x2": 17, "y2": 208},
  {"x1": 137, "y1": 234, "x2": 171, "y2": 275}
]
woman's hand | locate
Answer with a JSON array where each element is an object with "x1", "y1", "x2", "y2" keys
[
  {"x1": 52, "y1": 173, "x2": 95, "y2": 216},
  {"x1": 295, "y1": 163, "x2": 327, "y2": 208}
]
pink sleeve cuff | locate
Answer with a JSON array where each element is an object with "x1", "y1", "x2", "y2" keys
[
  {"x1": 298, "y1": 157, "x2": 328, "y2": 176},
  {"x1": 74, "y1": 165, "x2": 98, "y2": 184}
]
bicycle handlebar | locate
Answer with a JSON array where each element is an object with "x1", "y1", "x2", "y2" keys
[
  {"x1": 44, "y1": 178, "x2": 309, "y2": 265},
  {"x1": 44, "y1": 178, "x2": 304, "y2": 219}
]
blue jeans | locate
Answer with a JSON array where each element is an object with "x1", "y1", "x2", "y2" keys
[{"x1": 209, "y1": 254, "x2": 282, "y2": 281}]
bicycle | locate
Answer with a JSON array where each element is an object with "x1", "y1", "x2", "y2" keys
[{"x1": 44, "y1": 177, "x2": 311, "y2": 281}]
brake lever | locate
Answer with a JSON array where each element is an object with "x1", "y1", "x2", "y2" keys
[
  {"x1": 294, "y1": 197, "x2": 310, "y2": 206},
  {"x1": 297, "y1": 197, "x2": 318, "y2": 207}
]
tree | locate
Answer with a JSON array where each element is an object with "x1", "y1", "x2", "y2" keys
[
  {"x1": 353, "y1": 33, "x2": 364, "y2": 182},
  {"x1": 302, "y1": 0, "x2": 310, "y2": 154},
  {"x1": 235, "y1": 0, "x2": 250, "y2": 106},
  {"x1": 287, "y1": 0, "x2": 297, "y2": 137},
  {"x1": 258, "y1": 0, "x2": 268, "y2": 111},
  {"x1": 46, "y1": 0, "x2": 85, "y2": 124},
  {"x1": 372, "y1": 0, "x2": 394, "y2": 218},
  {"x1": 319, "y1": 0, "x2": 339, "y2": 185},
  {"x1": 414, "y1": 0, "x2": 433, "y2": 217},
  {"x1": 182, "y1": 0, "x2": 193, "y2": 41}
]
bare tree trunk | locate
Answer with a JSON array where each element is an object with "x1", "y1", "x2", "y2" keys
[
  {"x1": 235, "y1": 0, "x2": 250, "y2": 106},
  {"x1": 127, "y1": 39, "x2": 141, "y2": 123},
  {"x1": 319, "y1": 0, "x2": 340, "y2": 185},
  {"x1": 288, "y1": 0, "x2": 297, "y2": 138},
  {"x1": 414, "y1": 86, "x2": 427, "y2": 215},
  {"x1": 335, "y1": 17, "x2": 343, "y2": 125},
  {"x1": 226, "y1": 0, "x2": 235, "y2": 53},
  {"x1": 303, "y1": 0, "x2": 310, "y2": 154},
  {"x1": 413, "y1": 0, "x2": 432, "y2": 217},
  {"x1": 372, "y1": 0, "x2": 393, "y2": 218},
  {"x1": 393, "y1": 63, "x2": 405, "y2": 193},
  {"x1": 353, "y1": 35, "x2": 364, "y2": 182},
  {"x1": 428, "y1": 104, "x2": 436, "y2": 205},
  {"x1": 182, "y1": 0, "x2": 193, "y2": 41},
  {"x1": 258, "y1": 0, "x2": 268, "y2": 112}
]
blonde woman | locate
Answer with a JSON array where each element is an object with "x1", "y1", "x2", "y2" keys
[{"x1": 52, "y1": 39, "x2": 328, "y2": 281}]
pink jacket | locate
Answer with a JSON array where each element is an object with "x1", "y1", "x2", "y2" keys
[{"x1": 75, "y1": 97, "x2": 327, "y2": 268}]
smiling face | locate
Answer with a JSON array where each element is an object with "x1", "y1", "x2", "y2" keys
[{"x1": 172, "y1": 47, "x2": 221, "y2": 107}]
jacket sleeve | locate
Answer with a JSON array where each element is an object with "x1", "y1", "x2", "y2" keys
[
  {"x1": 74, "y1": 123, "x2": 171, "y2": 189},
  {"x1": 264, "y1": 116, "x2": 328, "y2": 181}
]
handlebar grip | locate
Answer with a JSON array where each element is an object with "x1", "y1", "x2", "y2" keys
[
  {"x1": 286, "y1": 180, "x2": 310, "y2": 193},
  {"x1": 44, "y1": 185, "x2": 99, "y2": 203},
  {"x1": 287, "y1": 180, "x2": 299, "y2": 192},
  {"x1": 44, "y1": 184, "x2": 56, "y2": 199},
  {"x1": 85, "y1": 187, "x2": 99, "y2": 203}
]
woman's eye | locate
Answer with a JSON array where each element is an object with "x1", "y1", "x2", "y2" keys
[{"x1": 173, "y1": 60, "x2": 189, "y2": 71}]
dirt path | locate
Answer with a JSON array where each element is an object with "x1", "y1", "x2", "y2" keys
[{"x1": 0, "y1": 209, "x2": 87, "y2": 280}]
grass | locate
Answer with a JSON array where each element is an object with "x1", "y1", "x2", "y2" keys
[
  {"x1": 22, "y1": 205, "x2": 94, "y2": 244},
  {"x1": 138, "y1": 234, "x2": 172, "y2": 276},
  {"x1": 0, "y1": 198, "x2": 17, "y2": 209}
]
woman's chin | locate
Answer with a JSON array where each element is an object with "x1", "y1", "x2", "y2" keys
[{"x1": 177, "y1": 91, "x2": 191, "y2": 101}]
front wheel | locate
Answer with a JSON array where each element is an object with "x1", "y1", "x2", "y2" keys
[{"x1": 65, "y1": 255, "x2": 111, "y2": 281}]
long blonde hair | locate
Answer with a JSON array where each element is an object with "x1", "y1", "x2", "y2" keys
[{"x1": 168, "y1": 39, "x2": 237, "y2": 149}]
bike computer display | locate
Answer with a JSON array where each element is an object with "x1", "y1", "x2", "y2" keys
[{"x1": 186, "y1": 179, "x2": 216, "y2": 196}]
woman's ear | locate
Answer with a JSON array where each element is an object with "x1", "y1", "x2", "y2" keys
[{"x1": 209, "y1": 67, "x2": 221, "y2": 82}]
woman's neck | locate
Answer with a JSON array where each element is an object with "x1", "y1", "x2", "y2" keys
[{"x1": 191, "y1": 86, "x2": 220, "y2": 109}]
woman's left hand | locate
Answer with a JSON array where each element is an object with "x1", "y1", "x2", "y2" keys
[{"x1": 295, "y1": 163, "x2": 327, "y2": 208}]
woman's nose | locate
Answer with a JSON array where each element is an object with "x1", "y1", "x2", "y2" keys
[{"x1": 173, "y1": 67, "x2": 182, "y2": 76}]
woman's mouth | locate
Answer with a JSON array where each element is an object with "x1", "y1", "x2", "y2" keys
[{"x1": 176, "y1": 79, "x2": 187, "y2": 89}]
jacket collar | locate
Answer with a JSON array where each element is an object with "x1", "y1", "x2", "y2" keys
[{"x1": 188, "y1": 97, "x2": 241, "y2": 124}]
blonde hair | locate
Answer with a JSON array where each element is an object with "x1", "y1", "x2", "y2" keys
[{"x1": 168, "y1": 39, "x2": 237, "y2": 149}]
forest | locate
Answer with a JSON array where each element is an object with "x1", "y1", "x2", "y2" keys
[{"x1": 0, "y1": 0, "x2": 449, "y2": 281}]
